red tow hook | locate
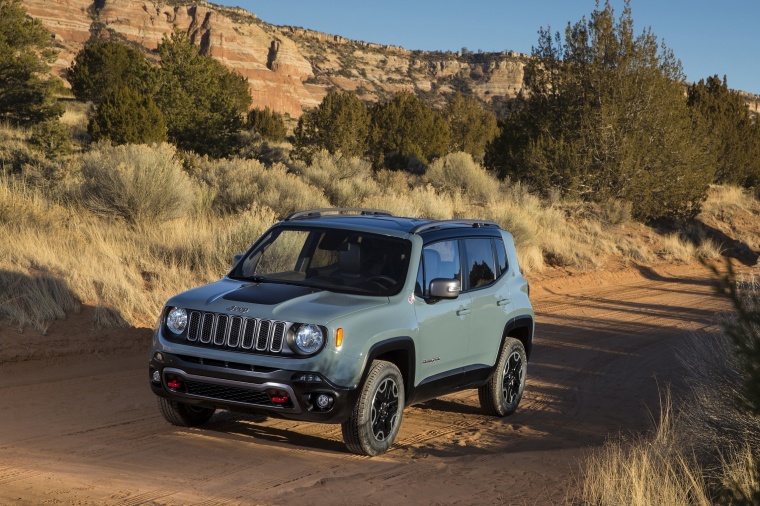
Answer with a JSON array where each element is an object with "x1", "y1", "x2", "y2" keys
[{"x1": 167, "y1": 378, "x2": 183, "y2": 389}]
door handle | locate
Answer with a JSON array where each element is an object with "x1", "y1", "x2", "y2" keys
[
  {"x1": 497, "y1": 298, "x2": 511, "y2": 307},
  {"x1": 456, "y1": 307, "x2": 472, "y2": 316}
]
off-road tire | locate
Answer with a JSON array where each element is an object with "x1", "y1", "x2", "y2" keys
[
  {"x1": 479, "y1": 337, "x2": 527, "y2": 417},
  {"x1": 342, "y1": 360, "x2": 404, "y2": 456},
  {"x1": 157, "y1": 397, "x2": 215, "y2": 427}
]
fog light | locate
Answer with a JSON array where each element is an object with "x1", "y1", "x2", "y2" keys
[
  {"x1": 152, "y1": 370, "x2": 160, "y2": 383},
  {"x1": 316, "y1": 394, "x2": 331, "y2": 409}
]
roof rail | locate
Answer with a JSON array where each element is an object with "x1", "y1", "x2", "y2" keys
[
  {"x1": 284, "y1": 208, "x2": 394, "y2": 221},
  {"x1": 410, "y1": 219, "x2": 501, "y2": 234}
]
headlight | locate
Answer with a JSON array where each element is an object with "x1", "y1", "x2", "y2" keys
[
  {"x1": 294, "y1": 324, "x2": 324, "y2": 354},
  {"x1": 166, "y1": 307, "x2": 187, "y2": 335}
]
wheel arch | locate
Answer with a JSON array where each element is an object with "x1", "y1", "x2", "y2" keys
[
  {"x1": 360, "y1": 337, "x2": 416, "y2": 404},
  {"x1": 502, "y1": 316, "x2": 534, "y2": 360}
]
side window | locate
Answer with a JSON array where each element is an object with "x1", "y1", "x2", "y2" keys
[
  {"x1": 494, "y1": 238, "x2": 509, "y2": 276},
  {"x1": 464, "y1": 238, "x2": 496, "y2": 290},
  {"x1": 420, "y1": 240, "x2": 460, "y2": 296}
]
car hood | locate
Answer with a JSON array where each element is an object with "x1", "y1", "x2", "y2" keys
[{"x1": 165, "y1": 278, "x2": 388, "y2": 324}]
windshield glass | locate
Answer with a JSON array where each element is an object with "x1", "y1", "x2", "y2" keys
[{"x1": 231, "y1": 227, "x2": 412, "y2": 296}]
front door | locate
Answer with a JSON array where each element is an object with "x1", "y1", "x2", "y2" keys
[{"x1": 413, "y1": 239, "x2": 470, "y2": 388}]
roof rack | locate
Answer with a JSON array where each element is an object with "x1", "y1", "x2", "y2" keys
[
  {"x1": 410, "y1": 219, "x2": 501, "y2": 234},
  {"x1": 284, "y1": 208, "x2": 394, "y2": 221}
]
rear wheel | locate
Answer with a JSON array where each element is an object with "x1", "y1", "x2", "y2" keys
[
  {"x1": 342, "y1": 360, "x2": 404, "y2": 456},
  {"x1": 479, "y1": 337, "x2": 527, "y2": 417},
  {"x1": 157, "y1": 397, "x2": 215, "y2": 427}
]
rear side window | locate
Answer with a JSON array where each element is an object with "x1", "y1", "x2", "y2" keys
[{"x1": 463, "y1": 238, "x2": 496, "y2": 290}]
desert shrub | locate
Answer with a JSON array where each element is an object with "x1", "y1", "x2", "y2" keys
[
  {"x1": 659, "y1": 233, "x2": 696, "y2": 262},
  {"x1": 247, "y1": 107, "x2": 286, "y2": 142},
  {"x1": 700, "y1": 184, "x2": 755, "y2": 222},
  {"x1": 295, "y1": 151, "x2": 379, "y2": 207},
  {"x1": 79, "y1": 143, "x2": 195, "y2": 224},
  {"x1": 87, "y1": 86, "x2": 167, "y2": 145},
  {"x1": 600, "y1": 199, "x2": 633, "y2": 226},
  {"x1": 29, "y1": 118, "x2": 72, "y2": 158},
  {"x1": 0, "y1": 267, "x2": 81, "y2": 333},
  {"x1": 678, "y1": 329, "x2": 760, "y2": 468},
  {"x1": 194, "y1": 157, "x2": 329, "y2": 218},
  {"x1": 424, "y1": 152, "x2": 498, "y2": 205}
]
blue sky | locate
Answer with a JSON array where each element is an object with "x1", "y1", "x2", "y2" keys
[{"x1": 215, "y1": 0, "x2": 760, "y2": 95}]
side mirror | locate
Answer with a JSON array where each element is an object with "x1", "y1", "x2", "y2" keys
[{"x1": 429, "y1": 278, "x2": 461, "y2": 299}]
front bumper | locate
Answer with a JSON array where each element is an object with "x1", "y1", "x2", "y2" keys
[{"x1": 149, "y1": 351, "x2": 359, "y2": 423}]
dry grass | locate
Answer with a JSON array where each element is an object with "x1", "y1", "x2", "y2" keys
[
  {"x1": 576, "y1": 393, "x2": 712, "y2": 506},
  {"x1": 1, "y1": 134, "x2": 758, "y2": 332},
  {"x1": 575, "y1": 274, "x2": 760, "y2": 506}
]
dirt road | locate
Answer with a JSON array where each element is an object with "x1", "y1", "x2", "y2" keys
[{"x1": 0, "y1": 264, "x2": 731, "y2": 505}]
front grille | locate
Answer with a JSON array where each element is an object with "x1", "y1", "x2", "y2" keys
[
  {"x1": 186, "y1": 311, "x2": 291, "y2": 354},
  {"x1": 185, "y1": 380, "x2": 277, "y2": 406}
]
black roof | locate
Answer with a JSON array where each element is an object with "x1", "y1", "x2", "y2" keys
[{"x1": 282, "y1": 208, "x2": 502, "y2": 237}]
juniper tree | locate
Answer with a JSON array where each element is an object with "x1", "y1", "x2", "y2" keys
[{"x1": 486, "y1": 1, "x2": 714, "y2": 220}]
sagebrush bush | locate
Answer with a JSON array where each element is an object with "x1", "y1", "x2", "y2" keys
[
  {"x1": 195, "y1": 157, "x2": 329, "y2": 218},
  {"x1": 296, "y1": 151, "x2": 380, "y2": 207},
  {"x1": 424, "y1": 152, "x2": 498, "y2": 205},
  {"x1": 79, "y1": 143, "x2": 195, "y2": 224}
]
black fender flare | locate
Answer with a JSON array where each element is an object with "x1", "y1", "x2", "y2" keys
[{"x1": 357, "y1": 336, "x2": 416, "y2": 404}]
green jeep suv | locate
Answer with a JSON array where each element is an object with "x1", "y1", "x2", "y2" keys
[{"x1": 149, "y1": 208, "x2": 534, "y2": 456}]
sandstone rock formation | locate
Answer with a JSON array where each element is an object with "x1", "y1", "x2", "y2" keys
[{"x1": 22, "y1": 0, "x2": 526, "y2": 117}]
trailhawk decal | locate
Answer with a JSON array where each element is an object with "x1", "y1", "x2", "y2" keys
[{"x1": 422, "y1": 356, "x2": 440, "y2": 364}]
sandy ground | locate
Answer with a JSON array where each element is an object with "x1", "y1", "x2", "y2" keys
[{"x1": 0, "y1": 263, "x2": 733, "y2": 505}]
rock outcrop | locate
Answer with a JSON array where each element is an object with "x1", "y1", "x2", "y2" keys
[{"x1": 22, "y1": 0, "x2": 526, "y2": 117}]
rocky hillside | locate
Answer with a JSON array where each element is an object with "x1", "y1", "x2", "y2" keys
[{"x1": 23, "y1": 0, "x2": 527, "y2": 117}]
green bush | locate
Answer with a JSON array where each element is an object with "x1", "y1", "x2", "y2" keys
[
  {"x1": 154, "y1": 30, "x2": 251, "y2": 158},
  {"x1": 79, "y1": 143, "x2": 195, "y2": 224},
  {"x1": 293, "y1": 91, "x2": 370, "y2": 163},
  {"x1": 29, "y1": 119, "x2": 72, "y2": 159},
  {"x1": 444, "y1": 94, "x2": 499, "y2": 160},
  {"x1": 369, "y1": 91, "x2": 450, "y2": 170},
  {"x1": 485, "y1": 1, "x2": 714, "y2": 220},
  {"x1": 88, "y1": 87, "x2": 167, "y2": 145},
  {"x1": 247, "y1": 107, "x2": 286, "y2": 142},
  {"x1": 0, "y1": 0, "x2": 64, "y2": 126},
  {"x1": 67, "y1": 39, "x2": 154, "y2": 104},
  {"x1": 687, "y1": 75, "x2": 760, "y2": 188}
]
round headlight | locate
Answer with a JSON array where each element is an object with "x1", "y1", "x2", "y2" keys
[
  {"x1": 294, "y1": 324, "x2": 324, "y2": 354},
  {"x1": 166, "y1": 307, "x2": 187, "y2": 335}
]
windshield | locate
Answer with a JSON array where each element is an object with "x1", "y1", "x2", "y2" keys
[{"x1": 231, "y1": 227, "x2": 412, "y2": 296}]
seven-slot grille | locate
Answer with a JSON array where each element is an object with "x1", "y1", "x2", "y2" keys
[{"x1": 186, "y1": 311, "x2": 290, "y2": 353}]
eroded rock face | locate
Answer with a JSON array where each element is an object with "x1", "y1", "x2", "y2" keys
[{"x1": 22, "y1": 0, "x2": 525, "y2": 117}]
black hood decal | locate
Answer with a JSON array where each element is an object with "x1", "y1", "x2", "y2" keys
[{"x1": 222, "y1": 283, "x2": 320, "y2": 305}]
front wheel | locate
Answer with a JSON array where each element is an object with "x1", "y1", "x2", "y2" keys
[
  {"x1": 478, "y1": 337, "x2": 527, "y2": 417},
  {"x1": 157, "y1": 397, "x2": 215, "y2": 427},
  {"x1": 342, "y1": 360, "x2": 404, "y2": 456}
]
